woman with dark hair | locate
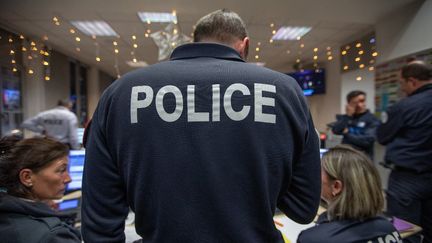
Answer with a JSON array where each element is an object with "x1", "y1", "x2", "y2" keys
[
  {"x1": 0, "y1": 137, "x2": 81, "y2": 242},
  {"x1": 297, "y1": 145, "x2": 402, "y2": 243}
]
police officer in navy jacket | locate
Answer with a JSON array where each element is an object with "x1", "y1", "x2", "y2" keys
[
  {"x1": 377, "y1": 61, "x2": 432, "y2": 243},
  {"x1": 82, "y1": 9, "x2": 321, "y2": 243},
  {"x1": 331, "y1": 90, "x2": 380, "y2": 158},
  {"x1": 298, "y1": 145, "x2": 401, "y2": 243}
]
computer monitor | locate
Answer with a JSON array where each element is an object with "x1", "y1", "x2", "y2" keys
[
  {"x1": 320, "y1": 148, "x2": 328, "y2": 158},
  {"x1": 67, "y1": 150, "x2": 85, "y2": 191},
  {"x1": 58, "y1": 198, "x2": 80, "y2": 211},
  {"x1": 77, "y1": 128, "x2": 85, "y2": 145}
]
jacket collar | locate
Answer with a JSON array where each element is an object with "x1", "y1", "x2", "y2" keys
[
  {"x1": 410, "y1": 83, "x2": 432, "y2": 96},
  {"x1": 170, "y1": 43, "x2": 245, "y2": 62}
]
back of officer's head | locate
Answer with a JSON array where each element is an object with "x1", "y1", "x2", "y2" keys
[
  {"x1": 401, "y1": 61, "x2": 432, "y2": 82},
  {"x1": 193, "y1": 9, "x2": 248, "y2": 46},
  {"x1": 58, "y1": 99, "x2": 73, "y2": 109},
  {"x1": 322, "y1": 145, "x2": 384, "y2": 221}
]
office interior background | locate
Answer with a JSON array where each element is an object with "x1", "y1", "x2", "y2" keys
[{"x1": 0, "y1": 0, "x2": 431, "y2": 189}]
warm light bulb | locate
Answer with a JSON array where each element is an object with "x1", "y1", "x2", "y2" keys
[
  {"x1": 326, "y1": 46, "x2": 331, "y2": 51},
  {"x1": 31, "y1": 42, "x2": 36, "y2": 46},
  {"x1": 22, "y1": 47, "x2": 27, "y2": 52},
  {"x1": 359, "y1": 64, "x2": 365, "y2": 68},
  {"x1": 328, "y1": 56, "x2": 333, "y2": 60},
  {"x1": 256, "y1": 47, "x2": 260, "y2": 52},
  {"x1": 300, "y1": 43, "x2": 304, "y2": 48},
  {"x1": 11, "y1": 60, "x2": 16, "y2": 64},
  {"x1": 31, "y1": 47, "x2": 38, "y2": 51},
  {"x1": 286, "y1": 50, "x2": 290, "y2": 54},
  {"x1": 269, "y1": 39, "x2": 273, "y2": 43},
  {"x1": 345, "y1": 45, "x2": 350, "y2": 50},
  {"x1": 296, "y1": 36, "x2": 301, "y2": 40},
  {"x1": 43, "y1": 61, "x2": 49, "y2": 66},
  {"x1": 133, "y1": 58, "x2": 137, "y2": 63},
  {"x1": 10, "y1": 50, "x2": 15, "y2": 54},
  {"x1": 173, "y1": 29, "x2": 178, "y2": 34},
  {"x1": 296, "y1": 59, "x2": 300, "y2": 63},
  {"x1": 343, "y1": 65, "x2": 349, "y2": 70},
  {"x1": 313, "y1": 48, "x2": 318, "y2": 52},
  {"x1": 45, "y1": 76, "x2": 50, "y2": 81},
  {"x1": 55, "y1": 22, "x2": 60, "y2": 26},
  {"x1": 44, "y1": 51, "x2": 49, "y2": 56},
  {"x1": 28, "y1": 55, "x2": 33, "y2": 60},
  {"x1": 53, "y1": 17, "x2": 58, "y2": 22},
  {"x1": 255, "y1": 55, "x2": 259, "y2": 59},
  {"x1": 114, "y1": 49, "x2": 119, "y2": 54},
  {"x1": 356, "y1": 76, "x2": 362, "y2": 81},
  {"x1": 258, "y1": 42, "x2": 261, "y2": 46},
  {"x1": 75, "y1": 37, "x2": 81, "y2": 42},
  {"x1": 43, "y1": 36, "x2": 49, "y2": 41},
  {"x1": 327, "y1": 51, "x2": 331, "y2": 56},
  {"x1": 342, "y1": 50, "x2": 347, "y2": 55},
  {"x1": 40, "y1": 50, "x2": 45, "y2": 55},
  {"x1": 113, "y1": 41, "x2": 118, "y2": 46},
  {"x1": 133, "y1": 44, "x2": 138, "y2": 48},
  {"x1": 76, "y1": 47, "x2": 80, "y2": 52},
  {"x1": 145, "y1": 33, "x2": 149, "y2": 38},
  {"x1": 132, "y1": 35, "x2": 136, "y2": 40},
  {"x1": 20, "y1": 35, "x2": 24, "y2": 39},
  {"x1": 96, "y1": 57, "x2": 101, "y2": 62},
  {"x1": 12, "y1": 68, "x2": 17, "y2": 72},
  {"x1": 355, "y1": 57, "x2": 361, "y2": 62},
  {"x1": 369, "y1": 66, "x2": 374, "y2": 71},
  {"x1": 272, "y1": 30, "x2": 276, "y2": 34},
  {"x1": 270, "y1": 23, "x2": 274, "y2": 28},
  {"x1": 372, "y1": 52, "x2": 378, "y2": 57},
  {"x1": 8, "y1": 38, "x2": 13, "y2": 43},
  {"x1": 28, "y1": 69, "x2": 34, "y2": 74},
  {"x1": 70, "y1": 29, "x2": 75, "y2": 34},
  {"x1": 358, "y1": 50, "x2": 364, "y2": 55},
  {"x1": 356, "y1": 43, "x2": 361, "y2": 48},
  {"x1": 313, "y1": 55, "x2": 318, "y2": 60}
]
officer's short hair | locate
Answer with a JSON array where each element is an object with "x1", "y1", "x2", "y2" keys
[
  {"x1": 346, "y1": 90, "x2": 366, "y2": 103},
  {"x1": 58, "y1": 99, "x2": 71, "y2": 107},
  {"x1": 322, "y1": 145, "x2": 384, "y2": 221},
  {"x1": 193, "y1": 9, "x2": 248, "y2": 46},
  {"x1": 401, "y1": 61, "x2": 432, "y2": 81}
]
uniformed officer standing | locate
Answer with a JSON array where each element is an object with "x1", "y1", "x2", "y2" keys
[
  {"x1": 377, "y1": 61, "x2": 432, "y2": 243},
  {"x1": 331, "y1": 90, "x2": 380, "y2": 158},
  {"x1": 21, "y1": 99, "x2": 80, "y2": 150},
  {"x1": 82, "y1": 9, "x2": 321, "y2": 243}
]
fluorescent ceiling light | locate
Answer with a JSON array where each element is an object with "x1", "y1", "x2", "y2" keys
[
  {"x1": 137, "y1": 12, "x2": 177, "y2": 23},
  {"x1": 271, "y1": 26, "x2": 312, "y2": 40},
  {"x1": 71, "y1": 21, "x2": 118, "y2": 36},
  {"x1": 127, "y1": 61, "x2": 148, "y2": 68}
]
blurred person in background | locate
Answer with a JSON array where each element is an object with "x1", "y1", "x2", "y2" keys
[
  {"x1": 21, "y1": 99, "x2": 80, "y2": 149},
  {"x1": 330, "y1": 90, "x2": 380, "y2": 159},
  {"x1": 377, "y1": 60, "x2": 432, "y2": 243},
  {"x1": 0, "y1": 137, "x2": 81, "y2": 243},
  {"x1": 297, "y1": 145, "x2": 402, "y2": 243}
]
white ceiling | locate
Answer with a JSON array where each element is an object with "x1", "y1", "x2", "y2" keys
[{"x1": 0, "y1": 0, "x2": 420, "y2": 77}]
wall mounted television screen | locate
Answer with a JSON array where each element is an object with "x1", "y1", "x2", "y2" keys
[{"x1": 287, "y1": 69, "x2": 326, "y2": 96}]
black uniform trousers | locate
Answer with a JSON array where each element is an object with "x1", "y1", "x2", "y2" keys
[{"x1": 387, "y1": 169, "x2": 432, "y2": 243}]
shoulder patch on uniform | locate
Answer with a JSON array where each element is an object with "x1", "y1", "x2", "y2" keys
[{"x1": 381, "y1": 112, "x2": 388, "y2": 123}]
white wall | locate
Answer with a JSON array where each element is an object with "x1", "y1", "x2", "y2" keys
[
  {"x1": 308, "y1": 53, "x2": 342, "y2": 132},
  {"x1": 376, "y1": 0, "x2": 432, "y2": 63},
  {"x1": 340, "y1": 68, "x2": 376, "y2": 113}
]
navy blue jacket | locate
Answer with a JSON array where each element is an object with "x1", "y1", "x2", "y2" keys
[
  {"x1": 377, "y1": 84, "x2": 432, "y2": 173},
  {"x1": 0, "y1": 194, "x2": 81, "y2": 243},
  {"x1": 331, "y1": 110, "x2": 380, "y2": 158},
  {"x1": 82, "y1": 43, "x2": 321, "y2": 243},
  {"x1": 297, "y1": 212, "x2": 402, "y2": 243}
]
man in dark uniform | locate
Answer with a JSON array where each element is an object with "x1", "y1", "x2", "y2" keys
[
  {"x1": 377, "y1": 61, "x2": 432, "y2": 243},
  {"x1": 331, "y1": 90, "x2": 380, "y2": 158},
  {"x1": 82, "y1": 9, "x2": 321, "y2": 243}
]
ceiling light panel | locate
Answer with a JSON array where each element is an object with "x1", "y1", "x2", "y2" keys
[
  {"x1": 272, "y1": 26, "x2": 312, "y2": 41},
  {"x1": 71, "y1": 21, "x2": 118, "y2": 36},
  {"x1": 137, "y1": 12, "x2": 177, "y2": 23}
]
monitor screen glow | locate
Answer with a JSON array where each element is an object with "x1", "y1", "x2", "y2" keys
[{"x1": 67, "y1": 150, "x2": 85, "y2": 191}]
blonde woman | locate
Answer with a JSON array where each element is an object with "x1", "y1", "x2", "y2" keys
[{"x1": 297, "y1": 145, "x2": 402, "y2": 243}]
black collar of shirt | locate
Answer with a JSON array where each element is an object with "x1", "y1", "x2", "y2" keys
[
  {"x1": 170, "y1": 43, "x2": 245, "y2": 63},
  {"x1": 410, "y1": 83, "x2": 432, "y2": 96}
]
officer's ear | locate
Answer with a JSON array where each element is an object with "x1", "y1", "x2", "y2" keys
[
  {"x1": 331, "y1": 179, "x2": 343, "y2": 197},
  {"x1": 233, "y1": 37, "x2": 249, "y2": 60}
]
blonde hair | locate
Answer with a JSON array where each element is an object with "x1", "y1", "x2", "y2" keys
[{"x1": 322, "y1": 145, "x2": 384, "y2": 221}]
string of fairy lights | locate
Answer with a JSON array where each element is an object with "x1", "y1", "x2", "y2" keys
[{"x1": 1, "y1": 12, "x2": 378, "y2": 81}]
